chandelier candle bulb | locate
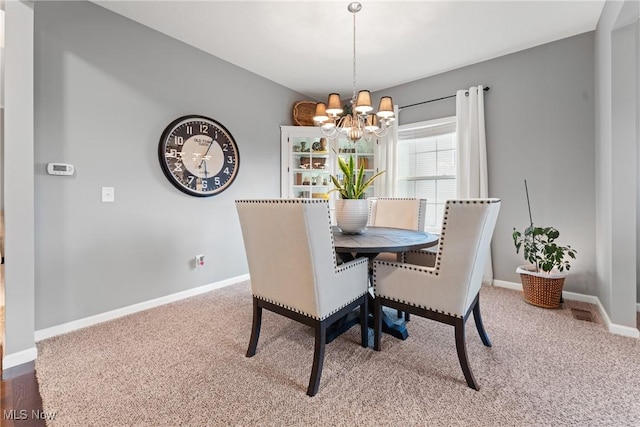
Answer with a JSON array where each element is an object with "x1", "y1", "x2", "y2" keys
[{"x1": 365, "y1": 114, "x2": 379, "y2": 131}]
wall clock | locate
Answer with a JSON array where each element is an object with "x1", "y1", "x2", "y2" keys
[{"x1": 158, "y1": 115, "x2": 240, "y2": 197}]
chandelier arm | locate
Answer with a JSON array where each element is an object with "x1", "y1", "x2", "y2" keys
[
  {"x1": 320, "y1": 126, "x2": 339, "y2": 139},
  {"x1": 373, "y1": 127, "x2": 389, "y2": 139}
]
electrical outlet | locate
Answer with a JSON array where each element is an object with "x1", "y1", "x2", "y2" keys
[
  {"x1": 195, "y1": 254, "x2": 205, "y2": 268},
  {"x1": 102, "y1": 187, "x2": 115, "y2": 202}
]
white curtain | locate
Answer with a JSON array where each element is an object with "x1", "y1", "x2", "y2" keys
[
  {"x1": 456, "y1": 85, "x2": 493, "y2": 285},
  {"x1": 377, "y1": 105, "x2": 400, "y2": 198}
]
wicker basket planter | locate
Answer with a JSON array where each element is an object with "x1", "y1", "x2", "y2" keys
[{"x1": 516, "y1": 265, "x2": 566, "y2": 309}]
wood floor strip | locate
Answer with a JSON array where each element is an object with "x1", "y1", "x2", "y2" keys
[{"x1": 1, "y1": 362, "x2": 46, "y2": 427}]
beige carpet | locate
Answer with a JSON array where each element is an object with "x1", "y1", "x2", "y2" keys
[{"x1": 36, "y1": 282, "x2": 640, "y2": 426}]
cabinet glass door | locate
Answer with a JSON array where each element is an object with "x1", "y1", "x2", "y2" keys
[
  {"x1": 281, "y1": 126, "x2": 380, "y2": 205},
  {"x1": 289, "y1": 136, "x2": 332, "y2": 200},
  {"x1": 336, "y1": 136, "x2": 377, "y2": 199}
]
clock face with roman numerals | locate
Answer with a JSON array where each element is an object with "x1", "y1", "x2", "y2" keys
[{"x1": 158, "y1": 115, "x2": 240, "y2": 197}]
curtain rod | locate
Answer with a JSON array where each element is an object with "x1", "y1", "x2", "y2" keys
[{"x1": 399, "y1": 86, "x2": 490, "y2": 111}]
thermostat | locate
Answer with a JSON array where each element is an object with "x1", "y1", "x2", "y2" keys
[{"x1": 47, "y1": 163, "x2": 75, "y2": 176}]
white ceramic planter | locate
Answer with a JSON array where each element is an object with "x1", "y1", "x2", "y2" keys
[
  {"x1": 515, "y1": 265, "x2": 568, "y2": 279},
  {"x1": 335, "y1": 199, "x2": 368, "y2": 234}
]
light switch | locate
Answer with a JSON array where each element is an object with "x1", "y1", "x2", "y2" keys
[{"x1": 102, "y1": 187, "x2": 115, "y2": 202}]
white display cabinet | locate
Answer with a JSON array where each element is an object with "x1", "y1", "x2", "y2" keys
[{"x1": 280, "y1": 125, "x2": 381, "y2": 204}]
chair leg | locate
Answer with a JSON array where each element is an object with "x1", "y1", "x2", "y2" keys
[
  {"x1": 454, "y1": 318, "x2": 479, "y2": 390},
  {"x1": 360, "y1": 296, "x2": 369, "y2": 348},
  {"x1": 397, "y1": 309, "x2": 402, "y2": 318},
  {"x1": 246, "y1": 297, "x2": 262, "y2": 357},
  {"x1": 472, "y1": 297, "x2": 492, "y2": 347},
  {"x1": 373, "y1": 297, "x2": 382, "y2": 351},
  {"x1": 307, "y1": 322, "x2": 327, "y2": 397}
]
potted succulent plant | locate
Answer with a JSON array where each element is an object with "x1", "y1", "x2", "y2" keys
[
  {"x1": 330, "y1": 154, "x2": 384, "y2": 234},
  {"x1": 512, "y1": 181, "x2": 577, "y2": 308}
]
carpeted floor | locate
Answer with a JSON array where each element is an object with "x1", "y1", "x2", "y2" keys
[{"x1": 36, "y1": 282, "x2": 640, "y2": 426}]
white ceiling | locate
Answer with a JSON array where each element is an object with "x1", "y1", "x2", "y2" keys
[{"x1": 93, "y1": 0, "x2": 605, "y2": 101}]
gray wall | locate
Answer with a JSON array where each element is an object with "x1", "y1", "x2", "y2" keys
[
  {"x1": 374, "y1": 32, "x2": 596, "y2": 295},
  {"x1": 595, "y1": 0, "x2": 639, "y2": 328},
  {"x1": 5, "y1": 0, "x2": 634, "y2": 357},
  {"x1": 4, "y1": 0, "x2": 36, "y2": 357},
  {"x1": 32, "y1": 1, "x2": 303, "y2": 329}
]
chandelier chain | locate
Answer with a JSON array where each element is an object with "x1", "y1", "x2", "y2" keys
[
  {"x1": 352, "y1": 10, "x2": 357, "y2": 105},
  {"x1": 312, "y1": 2, "x2": 395, "y2": 142}
]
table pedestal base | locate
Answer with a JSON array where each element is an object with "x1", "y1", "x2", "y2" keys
[
  {"x1": 326, "y1": 303, "x2": 408, "y2": 344},
  {"x1": 327, "y1": 241, "x2": 438, "y2": 343}
]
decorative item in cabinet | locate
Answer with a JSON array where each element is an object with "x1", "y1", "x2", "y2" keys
[
  {"x1": 338, "y1": 147, "x2": 356, "y2": 153},
  {"x1": 298, "y1": 157, "x2": 327, "y2": 169},
  {"x1": 281, "y1": 125, "x2": 378, "y2": 203},
  {"x1": 311, "y1": 138, "x2": 329, "y2": 152},
  {"x1": 312, "y1": 158, "x2": 326, "y2": 169}
]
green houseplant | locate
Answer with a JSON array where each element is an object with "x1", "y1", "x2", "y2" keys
[
  {"x1": 330, "y1": 154, "x2": 385, "y2": 234},
  {"x1": 512, "y1": 226, "x2": 577, "y2": 274},
  {"x1": 329, "y1": 154, "x2": 385, "y2": 200},
  {"x1": 512, "y1": 181, "x2": 577, "y2": 308}
]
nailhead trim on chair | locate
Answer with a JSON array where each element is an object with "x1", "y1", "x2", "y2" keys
[
  {"x1": 369, "y1": 197, "x2": 426, "y2": 230},
  {"x1": 238, "y1": 199, "x2": 369, "y2": 319},
  {"x1": 387, "y1": 296, "x2": 461, "y2": 318},
  {"x1": 401, "y1": 198, "x2": 501, "y2": 273},
  {"x1": 372, "y1": 261, "x2": 462, "y2": 318},
  {"x1": 374, "y1": 199, "x2": 501, "y2": 318},
  {"x1": 236, "y1": 199, "x2": 329, "y2": 204},
  {"x1": 326, "y1": 205, "x2": 339, "y2": 268},
  {"x1": 237, "y1": 199, "x2": 347, "y2": 270},
  {"x1": 254, "y1": 293, "x2": 365, "y2": 321},
  {"x1": 336, "y1": 257, "x2": 368, "y2": 272},
  {"x1": 367, "y1": 198, "x2": 376, "y2": 225},
  {"x1": 400, "y1": 250, "x2": 437, "y2": 264}
]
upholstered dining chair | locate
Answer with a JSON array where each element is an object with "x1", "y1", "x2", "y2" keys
[
  {"x1": 367, "y1": 197, "x2": 426, "y2": 263},
  {"x1": 235, "y1": 199, "x2": 369, "y2": 397},
  {"x1": 372, "y1": 199, "x2": 501, "y2": 390},
  {"x1": 368, "y1": 197, "x2": 427, "y2": 321},
  {"x1": 368, "y1": 197, "x2": 427, "y2": 233}
]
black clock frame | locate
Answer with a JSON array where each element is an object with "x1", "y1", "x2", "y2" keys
[{"x1": 158, "y1": 115, "x2": 240, "y2": 197}]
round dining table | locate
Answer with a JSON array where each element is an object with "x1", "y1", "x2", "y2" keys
[
  {"x1": 329, "y1": 226, "x2": 439, "y2": 342},
  {"x1": 333, "y1": 226, "x2": 438, "y2": 262}
]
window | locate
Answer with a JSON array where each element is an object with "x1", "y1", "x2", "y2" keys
[{"x1": 396, "y1": 117, "x2": 457, "y2": 232}]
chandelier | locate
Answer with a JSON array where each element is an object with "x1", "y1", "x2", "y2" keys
[{"x1": 313, "y1": 2, "x2": 395, "y2": 142}]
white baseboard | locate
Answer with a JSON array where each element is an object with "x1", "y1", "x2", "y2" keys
[
  {"x1": 492, "y1": 279, "x2": 521, "y2": 291},
  {"x1": 492, "y1": 279, "x2": 639, "y2": 339},
  {"x1": 34, "y1": 274, "x2": 249, "y2": 342},
  {"x1": 3, "y1": 346, "x2": 38, "y2": 370}
]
